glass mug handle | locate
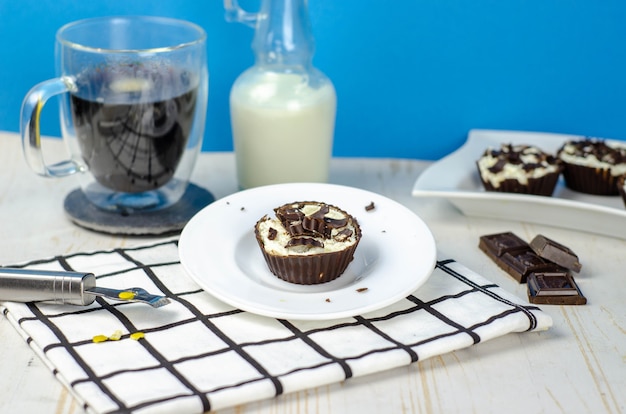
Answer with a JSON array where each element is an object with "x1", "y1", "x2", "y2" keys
[
  {"x1": 20, "y1": 77, "x2": 81, "y2": 177},
  {"x1": 223, "y1": 0, "x2": 259, "y2": 27}
]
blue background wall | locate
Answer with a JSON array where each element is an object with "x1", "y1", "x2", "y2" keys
[{"x1": 1, "y1": 1, "x2": 626, "y2": 161}]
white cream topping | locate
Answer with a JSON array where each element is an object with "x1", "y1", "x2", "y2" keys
[
  {"x1": 477, "y1": 145, "x2": 560, "y2": 187},
  {"x1": 558, "y1": 142, "x2": 626, "y2": 176},
  {"x1": 257, "y1": 204, "x2": 358, "y2": 256}
]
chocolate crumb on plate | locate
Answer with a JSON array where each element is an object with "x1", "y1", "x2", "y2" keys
[{"x1": 365, "y1": 202, "x2": 375, "y2": 211}]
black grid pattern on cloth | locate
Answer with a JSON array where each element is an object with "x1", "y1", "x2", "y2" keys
[{"x1": 1, "y1": 240, "x2": 546, "y2": 414}]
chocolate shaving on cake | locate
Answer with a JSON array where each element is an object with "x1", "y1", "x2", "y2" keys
[
  {"x1": 324, "y1": 216, "x2": 349, "y2": 228},
  {"x1": 277, "y1": 202, "x2": 349, "y2": 240},
  {"x1": 485, "y1": 144, "x2": 559, "y2": 174},
  {"x1": 564, "y1": 139, "x2": 626, "y2": 163},
  {"x1": 334, "y1": 228, "x2": 354, "y2": 242},
  {"x1": 310, "y1": 204, "x2": 330, "y2": 218},
  {"x1": 522, "y1": 163, "x2": 543, "y2": 171},
  {"x1": 285, "y1": 237, "x2": 324, "y2": 249},
  {"x1": 287, "y1": 222, "x2": 306, "y2": 236},
  {"x1": 275, "y1": 206, "x2": 308, "y2": 237},
  {"x1": 275, "y1": 206, "x2": 304, "y2": 227},
  {"x1": 302, "y1": 204, "x2": 335, "y2": 238},
  {"x1": 302, "y1": 215, "x2": 332, "y2": 238},
  {"x1": 268, "y1": 227, "x2": 278, "y2": 241},
  {"x1": 488, "y1": 159, "x2": 508, "y2": 173}
]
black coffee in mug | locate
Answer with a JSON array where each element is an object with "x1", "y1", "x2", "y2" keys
[
  {"x1": 21, "y1": 17, "x2": 208, "y2": 213},
  {"x1": 70, "y1": 63, "x2": 198, "y2": 193}
]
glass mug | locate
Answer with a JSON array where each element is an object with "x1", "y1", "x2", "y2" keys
[{"x1": 21, "y1": 16, "x2": 208, "y2": 212}]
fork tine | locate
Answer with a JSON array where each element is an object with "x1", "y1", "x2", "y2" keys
[{"x1": 150, "y1": 297, "x2": 171, "y2": 308}]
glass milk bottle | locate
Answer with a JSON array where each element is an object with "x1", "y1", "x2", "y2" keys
[{"x1": 225, "y1": 0, "x2": 337, "y2": 189}]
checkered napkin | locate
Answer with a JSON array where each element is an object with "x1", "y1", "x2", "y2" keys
[{"x1": 1, "y1": 240, "x2": 552, "y2": 414}]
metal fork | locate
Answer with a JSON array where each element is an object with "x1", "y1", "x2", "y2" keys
[{"x1": 0, "y1": 268, "x2": 170, "y2": 308}]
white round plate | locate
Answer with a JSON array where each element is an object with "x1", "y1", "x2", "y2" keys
[{"x1": 178, "y1": 183, "x2": 436, "y2": 320}]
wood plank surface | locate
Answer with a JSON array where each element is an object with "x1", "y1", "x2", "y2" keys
[{"x1": 0, "y1": 132, "x2": 623, "y2": 414}]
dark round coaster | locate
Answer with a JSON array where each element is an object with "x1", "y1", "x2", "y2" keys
[{"x1": 63, "y1": 183, "x2": 215, "y2": 236}]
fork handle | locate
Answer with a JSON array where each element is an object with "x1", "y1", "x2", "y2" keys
[{"x1": 0, "y1": 268, "x2": 96, "y2": 306}]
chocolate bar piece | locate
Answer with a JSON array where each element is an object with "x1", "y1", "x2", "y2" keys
[
  {"x1": 527, "y1": 272, "x2": 587, "y2": 305},
  {"x1": 479, "y1": 232, "x2": 528, "y2": 257},
  {"x1": 499, "y1": 250, "x2": 562, "y2": 283},
  {"x1": 530, "y1": 234, "x2": 582, "y2": 273},
  {"x1": 479, "y1": 232, "x2": 562, "y2": 283}
]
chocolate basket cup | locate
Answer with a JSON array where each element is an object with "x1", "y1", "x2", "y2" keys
[
  {"x1": 476, "y1": 163, "x2": 561, "y2": 197},
  {"x1": 561, "y1": 162, "x2": 620, "y2": 195},
  {"x1": 254, "y1": 203, "x2": 362, "y2": 285},
  {"x1": 618, "y1": 176, "x2": 626, "y2": 208},
  {"x1": 255, "y1": 236, "x2": 361, "y2": 284}
]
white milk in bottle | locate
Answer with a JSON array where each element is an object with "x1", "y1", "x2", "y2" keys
[
  {"x1": 230, "y1": 70, "x2": 336, "y2": 189},
  {"x1": 225, "y1": 0, "x2": 337, "y2": 189}
]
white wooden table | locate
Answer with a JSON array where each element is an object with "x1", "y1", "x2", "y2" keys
[{"x1": 0, "y1": 132, "x2": 624, "y2": 413}]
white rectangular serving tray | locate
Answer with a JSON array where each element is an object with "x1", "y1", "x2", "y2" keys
[{"x1": 412, "y1": 129, "x2": 626, "y2": 240}]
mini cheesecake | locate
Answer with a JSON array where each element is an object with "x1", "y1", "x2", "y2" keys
[
  {"x1": 255, "y1": 201, "x2": 361, "y2": 285},
  {"x1": 557, "y1": 139, "x2": 626, "y2": 195},
  {"x1": 476, "y1": 143, "x2": 562, "y2": 196}
]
